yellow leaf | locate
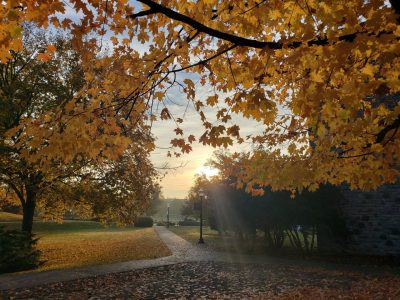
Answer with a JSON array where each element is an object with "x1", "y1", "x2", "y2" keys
[
  {"x1": 47, "y1": 44, "x2": 56, "y2": 53},
  {"x1": 188, "y1": 135, "x2": 196, "y2": 143},
  {"x1": 206, "y1": 95, "x2": 218, "y2": 106},
  {"x1": 288, "y1": 143, "x2": 296, "y2": 155},
  {"x1": 310, "y1": 71, "x2": 324, "y2": 83},
  {"x1": 37, "y1": 53, "x2": 51, "y2": 62},
  {"x1": 362, "y1": 64, "x2": 375, "y2": 77},
  {"x1": 371, "y1": 143, "x2": 383, "y2": 153}
]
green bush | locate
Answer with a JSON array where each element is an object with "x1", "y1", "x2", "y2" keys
[
  {"x1": 0, "y1": 226, "x2": 42, "y2": 274},
  {"x1": 134, "y1": 216, "x2": 154, "y2": 227}
]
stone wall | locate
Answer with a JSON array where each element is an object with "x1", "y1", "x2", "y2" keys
[{"x1": 340, "y1": 182, "x2": 400, "y2": 256}]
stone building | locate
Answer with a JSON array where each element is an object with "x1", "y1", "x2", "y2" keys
[
  {"x1": 339, "y1": 182, "x2": 400, "y2": 256},
  {"x1": 318, "y1": 93, "x2": 400, "y2": 256},
  {"x1": 338, "y1": 93, "x2": 400, "y2": 256}
]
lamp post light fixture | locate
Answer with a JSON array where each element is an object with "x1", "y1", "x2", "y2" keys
[{"x1": 198, "y1": 188, "x2": 206, "y2": 244}]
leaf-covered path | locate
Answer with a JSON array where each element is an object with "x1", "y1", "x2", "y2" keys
[
  {"x1": 3, "y1": 261, "x2": 400, "y2": 299},
  {"x1": 1, "y1": 227, "x2": 400, "y2": 299}
]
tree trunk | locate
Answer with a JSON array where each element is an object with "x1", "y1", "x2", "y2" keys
[{"x1": 21, "y1": 187, "x2": 36, "y2": 234}]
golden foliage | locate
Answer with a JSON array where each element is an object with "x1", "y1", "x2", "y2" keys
[
  {"x1": 0, "y1": 187, "x2": 19, "y2": 206},
  {"x1": 0, "y1": 33, "x2": 158, "y2": 231},
  {"x1": 1, "y1": 0, "x2": 399, "y2": 192}
]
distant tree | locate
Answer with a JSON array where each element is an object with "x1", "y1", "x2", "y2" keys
[
  {"x1": 145, "y1": 184, "x2": 163, "y2": 216},
  {"x1": 180, "y1": 201, "x2": 196, "y2": 219},
  {"x1": 183, "y1": 175, "x2": 212, "y2": 220}
]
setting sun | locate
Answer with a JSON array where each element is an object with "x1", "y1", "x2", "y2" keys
[{"x1": 195, "y1": 166, "x2": 219, "y2": 178}]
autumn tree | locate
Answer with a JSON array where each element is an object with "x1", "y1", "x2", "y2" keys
[
  {"x1": 1, "y1": 1, "x2": 399, "y2": 194},
  {"x1": 0, "y1": 29, "x2": 84, "y2": 232},
  {"x1": 64, "y1": 144, "x2": 158, "y2": 225},
  {"x1": 0, "y1": 28, "x2": 157, "y2": 233}
]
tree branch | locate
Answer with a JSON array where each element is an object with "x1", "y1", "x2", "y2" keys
[
  {"x1": 133, "y1": 0, "x2": 282, "y2": 49},
  {"x1": 5, "y1": 180, "x2": 25, "y2": 205},
  {"x1": 389, "y1": 0, "x2": 400, "y2": 22},
  {"x1": 162, "y1": 44, "x2": 237, "y2": 74},
  {"x1": 376, "y1": 115, "x2": 400, "y2": 144},
  {"x1": 132, "y1": 0, "x2": 395, "y2": 50},
  {"x1": 129, "y1": 9, "x2": 156, "y2": 18}
]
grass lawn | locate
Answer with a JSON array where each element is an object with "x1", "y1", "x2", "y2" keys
[
  {"x1": 1, "y1": 220, "x2": 171, "y2": 272},
  {"x1": 169, "y1": 227, "x2": 400, "y2": 269},
  {"x1": 169, "y1": 226, "x2": 316, "y2": 256},
  {"x1": 0, "y1": 212, "x2": 23, "y2": 222}
]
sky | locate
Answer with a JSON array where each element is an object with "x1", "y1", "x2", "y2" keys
[
  {"x1": 149, "y1": 73, "x2": 264, "y2": 199},
  {"x1": 56, "y1": 0, "x2": 265, "y2": 199}
]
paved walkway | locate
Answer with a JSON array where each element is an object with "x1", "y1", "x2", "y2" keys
[
  {"x1": 0, "y1": 227, "x2": 267, "y2": 290},
  {"x1": 1, "y1": 226, "x2": 395, "y2": 293},
  {"x1": 0, "y1": 226, "x2": 211, "y2": 290}
]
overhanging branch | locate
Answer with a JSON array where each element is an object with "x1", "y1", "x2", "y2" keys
[
  {"x1": 132, "y1": 0, "x2": 396, "y2": 50},
  {"x1": 130, "y1": 8, "x2": 155, "y2": 18},
  {"x1": 132, "y1": 0, "x2": 280, "y2": 49},
  {"x1": 376, "y1": 115, "x2": 400, "y2": 144},
  {"x1": 160, "y1": 44, "x2": 237, "y2": 74}
]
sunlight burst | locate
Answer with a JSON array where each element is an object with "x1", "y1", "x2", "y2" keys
[{"x1": 196, "y1": 166, "x2": 219, "y2": 178}]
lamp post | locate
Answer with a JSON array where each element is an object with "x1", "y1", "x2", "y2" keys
[
  {"x1": 198, "y1": 188, "x2": 205, "y2": 244},
  {"x1": 167, "y1": 203, "x2": 170, "y2": 228}
]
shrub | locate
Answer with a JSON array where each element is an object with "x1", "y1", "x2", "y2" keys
[
  {"x1": 0, "y1": 226, "x2": 42, "y2": 274},
  {"x1": 265, "y1": 226, "x2": 285, "y2": 250},
  {"x1": 134, "y1": 216, "x2": 154, "y2": 227},
  {"x1": 155, "y1": 221, "x2": 176, "y2": 226},
  {"x1": 178, "y1": 218, "x2": 200, "y2": 226}
]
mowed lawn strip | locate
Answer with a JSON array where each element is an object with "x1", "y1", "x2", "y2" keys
[{"x1": 1, "y1": 220, "x2": 171, "y2": 272}]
